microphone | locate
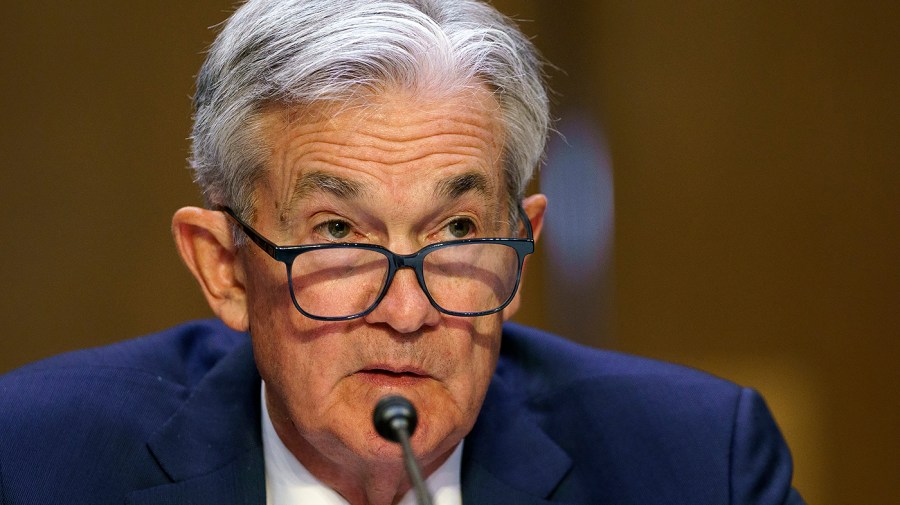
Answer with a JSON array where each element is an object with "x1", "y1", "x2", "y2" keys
[{"x1": 372, "y1": 396, "x2": 434, "y2": 505}]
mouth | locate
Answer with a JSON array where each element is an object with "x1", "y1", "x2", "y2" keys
[{"x1": 355, "y1": 366, "x2": 430, "y2": 386}]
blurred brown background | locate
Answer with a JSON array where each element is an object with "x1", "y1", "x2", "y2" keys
[{"x1": 2, "y1": 1, "x2": 898, "y2": 503}]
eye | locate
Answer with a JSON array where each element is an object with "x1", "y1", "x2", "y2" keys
[
  {"x1": 315, "y1": 220, "x2": 352, "y2": 240},
  {"x1": 446, "y1": 218, "x2": 475, "y2": 239}
]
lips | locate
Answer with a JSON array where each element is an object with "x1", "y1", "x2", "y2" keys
[{"x1": 355, "y1": 365, "x2": 431, "y2": 386}]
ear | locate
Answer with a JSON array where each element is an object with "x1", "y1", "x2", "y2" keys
[
  {"x1": 172, "y1": 206, "x2": 249, "y2": 331},
  {"x1": 502, "y1": 193, "x2": 547, "y2": 320}
]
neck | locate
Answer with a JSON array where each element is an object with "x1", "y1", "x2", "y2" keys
[{"x1": 268, "y1": 410, "x2": 455, "y2": 505}]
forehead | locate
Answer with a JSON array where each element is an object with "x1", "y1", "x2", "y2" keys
[{"x1": 254, "y1": 86, "x2": 507, "y2": 215}]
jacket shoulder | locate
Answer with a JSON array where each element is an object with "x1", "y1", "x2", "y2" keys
[
  {"x1": 499, "y1": 322, "x2": 738, "y2": 396},
  {"x1": 0, "y1": 318, "x2": 248, "y2": 438},
  {"x1": 0, "y1": 319, "x2": 250, "y2": 503},
  {"x1": 496, "y1": 323, "x2": 744, "y2": 454},
  {"x1": 491, "y1": 323, "x2": 801, "y2": 504},
  {"x1": 4, "y1": 319, "x2": 246, "y2": 386}
]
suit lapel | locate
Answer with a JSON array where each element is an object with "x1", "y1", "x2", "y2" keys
[
  {"x1": 462, "y1": 363, "x2": 574, "y2": 504},
  {"x1": 125, "y1": 449, "x2": 264, "y2": 505},
  {"x1": 129, "y1": 339, "x2": 265, "y2": 505},
  {"x1": 462, "y1": 460, "x2": 566, "y2": 505}
]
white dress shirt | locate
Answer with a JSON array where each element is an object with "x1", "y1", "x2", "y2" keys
[{"x1": 262, "y1": 383, "x2": 464, "y2": 505}]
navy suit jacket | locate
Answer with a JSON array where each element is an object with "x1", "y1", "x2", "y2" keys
[{"x1": 0, "y1": 320, "x2": 804, "y2": 504}]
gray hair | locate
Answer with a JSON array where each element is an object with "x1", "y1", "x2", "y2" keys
[{"x1": 191, "y1": 0, "x2": 549, "y2": 221}]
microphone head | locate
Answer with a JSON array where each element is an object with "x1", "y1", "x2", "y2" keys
[{"x1": 373, "y1": 395, "x2": 418, "y2": 443}]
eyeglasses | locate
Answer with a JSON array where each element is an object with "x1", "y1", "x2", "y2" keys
[{"x1": 217, "y1": 206, "x2": 534, "y2": 320}]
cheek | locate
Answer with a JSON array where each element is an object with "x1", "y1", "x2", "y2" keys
[
  {"x1": 244, "y1": 258, "x2": 333, "y2": 402},
  {"x1": 412, "y1": 319, "x2": 502, "y2": 455},
  {"x1": 249, "y1": 304, "x2": 360, "y2": 444},
  {"x1": 245, "y1": 263, "x2": 293, "y2": 368},
  {"x1": 443, "y1": 316, "x2": 503, "y2": 410}
]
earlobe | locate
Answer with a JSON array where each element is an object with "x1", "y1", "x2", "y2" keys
[
  {"x1": 502, "y1": 193, "x2": 548, "y2": 321},
  {"x1": 172, "y1": 207, "x2": 249, "y2": 331}
]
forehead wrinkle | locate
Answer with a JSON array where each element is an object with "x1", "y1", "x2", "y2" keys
[
  {"x1": 352, "y1": 115, "x2": 497, "y2": 143},
  {"x1": 324, "y1": 151, "x2": 490, "y2": 174},
  {"x1": 338, "y1": 92, "x2": 500, "y2": 143},
  {"x1": 323, "y1": 121, "x2": 499, "y2": 174},
  {"x1": 332, "y1": 121, "x2": 498, "y2": 162},
  {"x1": 278, "y1": 120, "x2": 497, "y2": 177}
]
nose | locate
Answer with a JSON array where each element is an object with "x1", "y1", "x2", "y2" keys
[{"x1": 363, "y1": 267, "x2": 441, "y2": 333}]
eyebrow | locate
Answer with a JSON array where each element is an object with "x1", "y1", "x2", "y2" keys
[
  {"x1": 280, "y1": 171, "x2": 367, "y2": 223},
  {"x1": 434, "y1": 172, "x2": 491, "y2": 200},
  {"x1": 290, "y1": 171, "x2": 366, "y2": 202}
]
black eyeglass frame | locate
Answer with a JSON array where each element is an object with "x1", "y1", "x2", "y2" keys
[{"x1": 216, "y1": 205, "x2": 535, "y2": 321}]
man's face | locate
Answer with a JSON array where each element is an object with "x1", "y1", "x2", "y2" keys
[{"x1": 240, "y1": 87, "x2": 514, "y2": 471}]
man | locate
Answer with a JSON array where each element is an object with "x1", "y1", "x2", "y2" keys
[{"x1": 0, "y1": 1, "x2": 804, "y2": 504}]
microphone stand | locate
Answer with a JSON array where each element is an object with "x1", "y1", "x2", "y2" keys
[{"x1": 373, "y1": 396, "x2": 434, "y2": 505}]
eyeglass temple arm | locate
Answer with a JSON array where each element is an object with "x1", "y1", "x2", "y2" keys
[
  {"x1": 517, "y1": 204, "x2": 534, "y2": 239},
  {"x1": 214, "y1": 205, "x2": 280, "y2": 259}
]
